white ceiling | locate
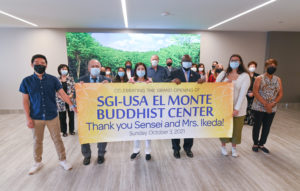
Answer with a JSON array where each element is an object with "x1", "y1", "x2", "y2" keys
[{"x1": 0, "y1": 0, "x2": 299, "y2": 31}]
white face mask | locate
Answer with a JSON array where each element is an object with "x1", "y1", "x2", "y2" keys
[
  {"x1": 199, "y1": 68, "x2": 204, "y2": 72},
  {"x1": 106, "y1": 71, "x2": 111, "y2": 75},
  {"x1": 90, "y1": 67, "x2": 100, "y2": 77},
  {"x1": 249, "y1": 67, "x2": 256, "y2": 73},
  {"x1": 182, "y1": 62, "x2": 192, "y2": 69},
  {"x1": 151, "y1": 60, "x2": 158, "y2": 66},
  {"x1": 61, "y1": 70, "x2": 68, "y2": 76},
  {"x1": 191, "y1": 67, "x2": 197, "y2": 72}
]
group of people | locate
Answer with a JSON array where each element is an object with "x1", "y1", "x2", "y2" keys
[{"x1": 19, "y1": 53, "x2": 283, "y2": 175}]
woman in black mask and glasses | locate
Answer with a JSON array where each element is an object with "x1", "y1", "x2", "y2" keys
[{"x1": 251, "y1": 58, "x2": 283, "y2": 154}]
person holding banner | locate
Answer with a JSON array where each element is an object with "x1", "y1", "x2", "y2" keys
[
  {"x1": 147, "y1": 55, "x2": 168, "y2": 82},
  {"x1": 216, "y1": 54, "x2": 250, "y2": 157},
  {"x1": 79, "y1": 59, "x2": 111, "y2": 165},
  {"x1": 19, "y1": 54, "x2": 75, "y2": 175},
  {"x1": 113, "y1": 67, "x2": 129, "y2": 83},
  {"x1": 125, "y1": 60, "x2": 134, "y2": 79},
  {"x1": 128, "y1": 62, "x2": 153, "y2": 161},
  {"x1": 167, "y1": 54, "x2": 203, "y2": 159}
]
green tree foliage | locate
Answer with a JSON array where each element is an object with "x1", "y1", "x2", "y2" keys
[{"x1": 66, "y1": 33, "x2": 200, "y2": 81}]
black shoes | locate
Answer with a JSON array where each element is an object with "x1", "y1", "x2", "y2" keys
[
  {"x1": 252, "y1": 146, "x2": 259, "y2": 152},
  {"x1": 83, "y1": 157, "x2": 91, "y2": 165},
  {"x1": 70, "y1": 132, "x2": 76, "y2": 135},
  {"x1": 97, "y1": 156, "x2": 105, "y2": 164},
  {"x1": 259, "y1": 146, "x2": 270, "y2": 153},
  {"x1": 62, "y1": 133, "x2": 68, "y2": 137},
  {"x1": 130, "y1": 152, "x2": 140, "y2": 160},
  {"x1": 145, "y1": 154, "x2": 151, "y2": 161},
  {"x1": 185, "y1": 150, "x2": 194, "y2": 158},
  {"x1": 173, "y1": 150, "x2": 180, "y2": 159}
]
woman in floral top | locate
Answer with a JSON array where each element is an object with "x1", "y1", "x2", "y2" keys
[
  {"x1": 56, "y1": 64, "x2": 76, "y2": 137},
  {"x1": 251, "y1": 59, "x2": 283, "y2": 153}
]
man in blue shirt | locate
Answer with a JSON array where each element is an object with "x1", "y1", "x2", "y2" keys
[
  {"x1": 147, "y1": 55, "x2": 168, "y2": 82},
  {"x1": 79, "y1": 59, "x2": 111, "y2": 166},
  {"x1": 19, "y1": 54, "x2": 77, "y2": 175}
]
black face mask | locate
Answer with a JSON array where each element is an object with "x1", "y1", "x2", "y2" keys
[
  {"x1": 167, "y1": 62, "x2": 172, "y2": 67},
  {"x1": 267, "y1": 66, "x2": 276, "y2": 75},
  {"x1": 126, "y1": 65, "x2": 132, "y2": 69},
  {"x1": 212, "y1": 65, "x2": 216, "y2": 69},
  {"x1": 215, "y1": 69, "x2": 223, "y2": 73},
  {"x1": 100, "y1": 71, "x2": 106, "y2": 76},
  {"x1": 34, "y1": 65, "x2": 46, "y2": 74}
]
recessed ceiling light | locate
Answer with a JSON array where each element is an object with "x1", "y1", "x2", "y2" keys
[
  {"x1": 208, "y1": 0, "x2": 277, "y2": 30},
  {"x1": 121, "y1": 0, "x2": 128, "y2": 28},
  {"x1": 161, "y1": 12, "x2": 170, "y2": 16},
  {"x1": 0, "y1": 10, "x2": 38, "y2": 27}
]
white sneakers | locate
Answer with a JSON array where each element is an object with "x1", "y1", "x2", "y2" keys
[
  {"x1": 28, "y1": 162, "x2": 43, "y2": 175},
  {"x1": 231, "y1": 147, "x2": 239, "y2": 157},
  {"x1": 221, "y1": 146, "x2": 228, "y2": 156},
  {"x1": 221, "y1": 146, "x2": 239, "y2": 157},
  {"x1": 28, "y1": 160, "x2": 72, "y2": 175},
  {"x1": 59, "y1": 160, "x2": 73, "y2": 170}
]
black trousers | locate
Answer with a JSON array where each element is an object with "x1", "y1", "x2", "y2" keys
[
  {"x1": 252, "y1": 110, "x2": 275, "y2": 146},
  {"x1": 59, "y1": 104, "x2": 75, "y2": 134},
  {"x1": 172, "y1": 138, "x2": 193, "y2": 151}
]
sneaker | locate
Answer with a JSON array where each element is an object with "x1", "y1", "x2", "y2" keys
[
  {"x1": 59, "y1": 160, "x2": 72, "y2": 170},
  {"x1": 259, "y1": 146, "x2": 270, "y2": 153},
  {"x1": 173, "y1": 150, "x2": 180, "y2": 159},
  {"x1": 185, "y1": 150, "x2": 194, "y2": 158},
  {"x1": 221, "y1": 146, "x2": 228, "y2": 156},
  {"x1": 28, "y1": 162, "x2": 43, "y2": 175},
  {"x1": 70, "y1": 132, "x2": 76, "y2": 135},
  {"x1": 232, "y1": 147, "x2": 239, "y2": 157},
  {"x1": 62, "y1": 133, "x2": 68, "y2": 137},
  {"x1": 83, "y1": 157, "x2": 91, "y2": 165},
  {"x1": 145, "y1": 154, "x2": 151, "y2": 161},
  {"x1": 252, "y1": 146, "x2": 259, "y2": 152},
  {"x1": 130, "y1": 152, "x2": 140, "y2": 160}
]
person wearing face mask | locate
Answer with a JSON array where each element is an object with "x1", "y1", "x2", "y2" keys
[
  {"x1": 147, "y1": 55, "x2": 168, "y2": 82},
  {"x1": 56, "y1": 64, "x2": 76, "y2": 137},
  {"x1": 105, "y1": 67, "x2": 113, "y2": 79},
  {"x1": 19, "y1": 54, "x2": 76, "y2": 175},
  {"x1": 245, "y1": 61, "x2": 260, "y2": 125},
  {"x1": 166, "y1": 55, "x2": 204, "y2": 159},
  {"x1": 251, "y1": 59, "x2": 283, "y2": 154},
  {"x1": 165, "y1": 58, "x2": 176, "y2": 77},
  {"x1": 100, "y1": 66, "x2": 106, "y2": 76},
  {"x1": 128, "y1": 63, "x2": 153, "y2": 161},
  {"x1": 215, "y1": 63, "x2": 224, "y2": 77},
  {"x1": 125, "y1": 60, "x2": 134, "y2": 79},
  {"x1": 198, "y1": 63, "x2": 206, "y2": 81},
  {"x1": 79, "y1": 59, "x2": 111, "y2": 166},
  {"x1": 207, "y1": 61, "x2": 218, "y2": 82},
  {"x1": 216, "y1": 54, "x2": 250, "y2": 157},
  {"x1": 113, "y1": 67, "x2": 129, "y2": 83},
  {"x1": 191, "y1": 63, "x2": 198, "y2": 73}
]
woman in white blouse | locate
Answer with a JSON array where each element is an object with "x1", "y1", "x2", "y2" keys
[{"x1": 216, "y1": 54, "x2": 250, "y2": 157}]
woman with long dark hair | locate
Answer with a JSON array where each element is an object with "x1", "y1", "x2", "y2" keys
[
  {"x1": 128, "y1": 63, "x2": 152, "y2": 161},
  {"x1": 216, "y1": 54, "x2": 250, "y2": 157},
  {"x1": 113, "y1": 67, "x2": 128, "y2": 83}
]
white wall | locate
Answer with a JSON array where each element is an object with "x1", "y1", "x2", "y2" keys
[
  {"x1": 0, "y1": 29, "x2": 68, "y2": 110},
  {"x1": 200, "y1": 31, "x2": 267, "y2": 73},
  {"x1": 0, "y1": 29, "x2": 267, "y2": 110}
]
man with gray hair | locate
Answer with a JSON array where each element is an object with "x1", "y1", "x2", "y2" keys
[
  {"x1": 79, "y1": 59, "x2": 111, "y2": 165},
  {"x1": 147, "y1": 55, "x2": 168, "y2": 82}
]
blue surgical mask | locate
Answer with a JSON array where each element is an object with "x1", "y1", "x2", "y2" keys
[
  {"x1": 137, "y1": 70, "x2": 145, "y2": 77},
  {"x1": 61, "y1": 70, "x2": 68, "y2": 76},
  {"x1": 90, "y1": 68, "x2": 100, "y2": 77},
  {"x1": 230, "y1": 61, "x2": 240, "y2": 69},
  {"x1": 182, "y1": 62, "x2": 192, "y2": 69},
  {"x1": 151, "y1": 60, "x2": 158, "y2": 66},
  {"x1": 118, "y1": 71, "x2": 125, "y2": 77}
]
